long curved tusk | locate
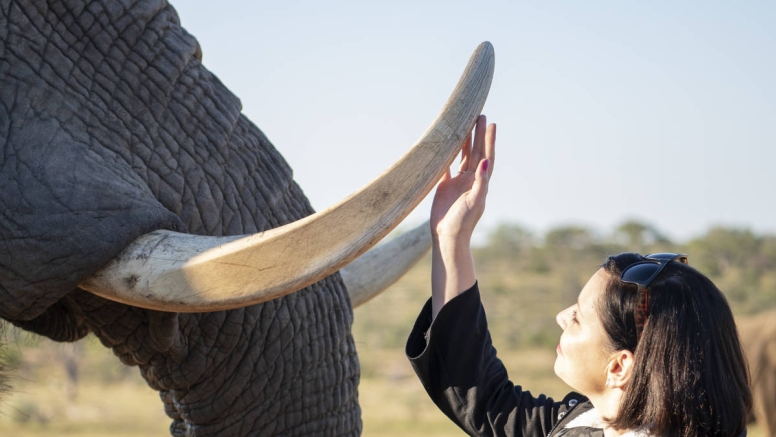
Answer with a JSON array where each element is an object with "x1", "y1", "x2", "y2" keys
[
  {"x1": 342, "y1": 221, "x2": 431, "y2": 308},
  {"x1": 79, "y1": 42, "x2": 495, "y2": 312}
]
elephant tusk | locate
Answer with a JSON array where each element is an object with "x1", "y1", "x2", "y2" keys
[
  {"x1": 342, "y1": 221, "x2": 431, "y2": 308},
  {"x1": 79, "y1": 42, "x2": 494, "y2": 312}
]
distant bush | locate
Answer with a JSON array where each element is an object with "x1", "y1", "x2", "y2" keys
[{"x1": 355, "y1": 220, "x2": 776, "y2": 352}]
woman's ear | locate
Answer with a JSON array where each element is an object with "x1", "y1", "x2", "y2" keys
[{"x1": 605, "y1": 350, "x2": 635, "y2": 389}]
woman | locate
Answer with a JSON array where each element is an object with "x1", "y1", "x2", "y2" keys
[{"x1": 406, "y1": 115, "x2": 751, "y2": 436}]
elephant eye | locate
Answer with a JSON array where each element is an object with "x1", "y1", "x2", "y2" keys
[{"x1": 193, "y1": 42, "x2": 202, "y2": 62}]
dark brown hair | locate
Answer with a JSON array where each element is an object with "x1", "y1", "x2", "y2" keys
[{"x1": 599, "y1": 253, "x2": 751, "y2": 437}]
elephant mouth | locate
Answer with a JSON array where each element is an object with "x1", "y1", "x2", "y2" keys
[{"x1": 79, "y1": 42, "x2": 495, "y2": 312}]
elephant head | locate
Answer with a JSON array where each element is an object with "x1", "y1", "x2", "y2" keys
[{"x1": 0, "y1": 0, "x2": 493, "y2": 435}]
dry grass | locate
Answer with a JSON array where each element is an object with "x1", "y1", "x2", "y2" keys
[
  {"x1": 0, "y1": 374, "x2": 169, "y2": 436},
  {"x1": 357, "y1": 346, "x2": 571, "y2": 436},
  {"x1": 0, "y1": 340, "x2": 765, "y2": 437}
]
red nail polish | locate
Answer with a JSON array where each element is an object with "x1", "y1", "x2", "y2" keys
[{"x1": 482, "y1": 159, "x2": 489, "y2": 172}]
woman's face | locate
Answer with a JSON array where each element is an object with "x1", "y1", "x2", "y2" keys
[{"x1": 554, "y1": 268, "x2": 614, "y2": 396}]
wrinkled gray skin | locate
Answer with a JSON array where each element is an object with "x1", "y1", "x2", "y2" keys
[
  {"x1": 0, "y1": 0, "x2": 361, "y2": 435},
  {"x1": 738, "y1": 311, "x2": 776, "y2": 436}
]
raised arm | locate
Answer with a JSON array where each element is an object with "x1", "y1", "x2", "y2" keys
[
  {"x1": 412, "y1": 117, "x2": 585, "y2": 437},
  {"x1": 430, "y1": 115, "x2": 496, "y2": 319}
]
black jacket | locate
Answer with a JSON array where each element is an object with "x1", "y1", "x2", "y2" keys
[
  {"x1": 406, "y1": 283, "x2": 748, "y2": 437},
  {"x1": 405, "y1": 283, "x2": 603, "y2": 436}
]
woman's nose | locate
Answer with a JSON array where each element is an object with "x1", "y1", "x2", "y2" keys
[{"x1": 556, "y1": 309, "x2": 567, "y2": 330}]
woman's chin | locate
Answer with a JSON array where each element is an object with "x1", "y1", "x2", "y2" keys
[
  {"x1": 553, "y1": 358, "x2": 562, "y2": 380},
  {"x1": 553, "y1": 359, "x2": 575, "y2": 390}
]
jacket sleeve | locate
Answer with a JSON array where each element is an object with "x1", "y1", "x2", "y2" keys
[{"x1": 406, "y1": 283, "x2": 582, "y2": 437}]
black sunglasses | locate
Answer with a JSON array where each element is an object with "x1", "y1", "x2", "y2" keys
[{"x1": 619, "y1": 253, "x2": 689, "y2": 340}]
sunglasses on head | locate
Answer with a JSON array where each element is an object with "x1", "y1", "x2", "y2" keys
[{"x1": 619, "y1": 253, "x2": 689, "y2": 341}]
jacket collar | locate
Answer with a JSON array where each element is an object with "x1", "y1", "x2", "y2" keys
[
  {"x1": 565, "y1": 407, "x2": 747, "y2": 437},
  {"x1": 564, "y1": 408, "x2": 651, "y2": 436}
]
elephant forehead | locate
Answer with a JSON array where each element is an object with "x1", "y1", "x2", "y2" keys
[
  {"x1": 0, "y1": 0, "x2": 321, "y2": 322},
  {"x1": 1, "y1": 0, "x2": 312, "y2": 236}
]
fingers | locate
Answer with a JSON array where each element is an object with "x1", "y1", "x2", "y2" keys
[
  {"x1": 459, "y1": 131, "x2": 472, "y2": 173},
  {"x1": 470, "y1": 115, "x2": 495, "y2": 176},
  {"x1": 475, "y1": 157, "x2": 490, "y2": 180},
  {"x1": 470, "y1": 117, "x2": 495, "y2": 202},
  {"x1": 473, "y1": 154, "x2": 490, "y2": 196},
  {"x1": 469, "y1": 115, "x2": 486, "y2": 167},
  {"x1": 485, "y1": 122, "x2": 496, "y2": 178},
  {"x1": 455, "y1": 114, "x2": 495, "y2": 178},
  {"x1": 465, "y1": 158, "x2": 489, "y2": 220},
  {"x1": 439, "y1": 167, "x2": 451, "y2": 184}
]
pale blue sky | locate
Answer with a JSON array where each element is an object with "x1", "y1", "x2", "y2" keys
[{"x1": 173, "y1": 1, "x2": 775, "y2": 243}]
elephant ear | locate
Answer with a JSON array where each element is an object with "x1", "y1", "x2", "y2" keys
[{"x1": 0, "y1": 116, "x2": 184, "y2": 324}]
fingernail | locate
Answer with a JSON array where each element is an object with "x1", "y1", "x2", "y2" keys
[{"x1": 482, "y1": 159, "x2": 489, "y2": 172}]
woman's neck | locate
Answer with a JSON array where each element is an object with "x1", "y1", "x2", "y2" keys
[{"x1": 589, "y1": 389, "x2": 627, "y2": 436}]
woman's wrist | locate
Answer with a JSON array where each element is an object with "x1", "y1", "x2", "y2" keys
[
  {"x1": 432, "y1": 232, "x2": 472, "y2": 251},
  {"x1": 431, "y1": 236, "x2": 476, "y2": 319}
]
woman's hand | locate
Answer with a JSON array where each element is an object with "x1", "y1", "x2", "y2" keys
[
  {"x1": 430, "y1": 115, "x2": 496, "y2": 318},
  {"x1": 430, "y1": 115, "x2": 496, "y2": 244}
]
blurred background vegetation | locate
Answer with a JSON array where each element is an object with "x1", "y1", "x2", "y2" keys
[
  {"x1": 1, "y1": 219, "x2": 773, "y2": 436},
  {"x1": 355, "y1": 219, "x2": 776, "y2": 351}
]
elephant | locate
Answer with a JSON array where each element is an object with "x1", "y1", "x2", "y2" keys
[
  {"x1": 0, "y1": 0, "x2": 493, "y2": 435},
  {"x1": 738, "y1": 309, "x2": 776, "y2": 436}
]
